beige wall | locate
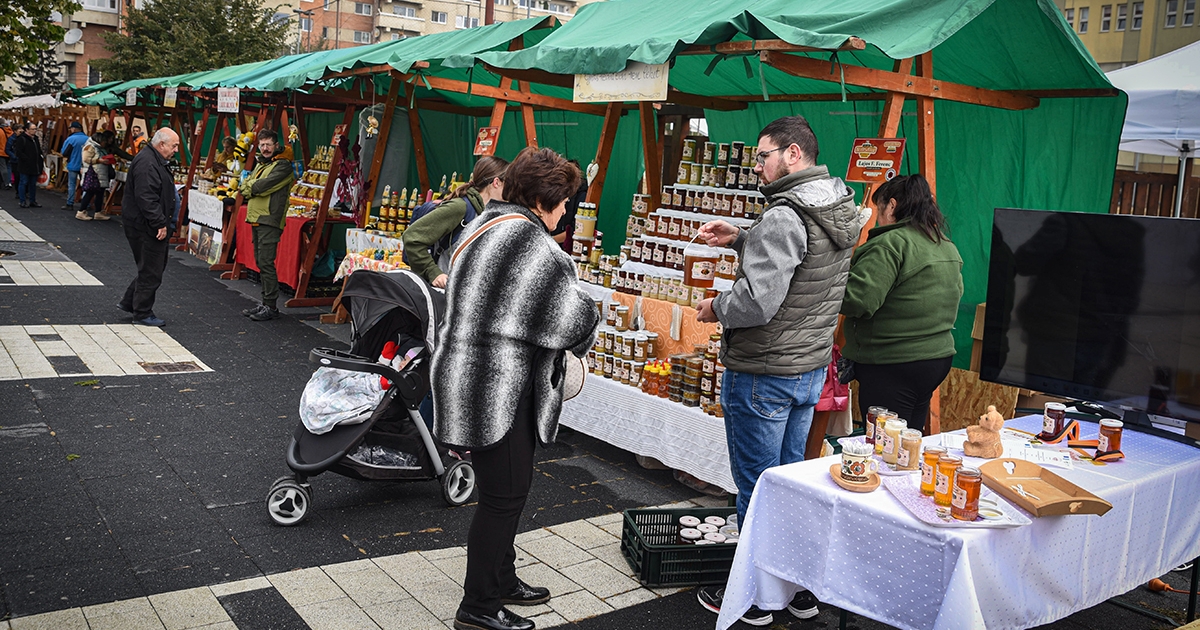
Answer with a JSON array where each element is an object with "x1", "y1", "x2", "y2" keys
[{"x1": 1055, "y1": 0, "x2": 1200, "y2": 68}]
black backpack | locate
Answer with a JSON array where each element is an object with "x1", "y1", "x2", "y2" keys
[{"x1": 402, "y1": 197, "x2": 478, "y2": 267}]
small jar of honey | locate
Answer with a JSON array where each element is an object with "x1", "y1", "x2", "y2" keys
[
  {"x1": 1041, "y1": 402, "x2": 1067, "y2": 438},
  {"x1": 1098, "y1": 419, "x2": 1124, "y2": 453},
  {"x1": 920, "y1": 446, "x2": 947, "y2": 495},
  {"x1": 882, "y1": 418, "x2": 908, "y2": 465},
  {"x1": 934, "y1": 454, "x2": 963, "y2": 507},
  {"x1": 897, "y1": 429, "x2": 922, "y2": 471},
  {"x1": 951, "y1": 466, "x2": 983, "y2": 521},
  {"x1": 874, "y1": 411, "x2": 897, "y2": 455}
]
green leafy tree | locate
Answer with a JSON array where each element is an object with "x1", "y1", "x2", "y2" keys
[
  {"x1": 0, "y1": 0, "x2": 81, "y2": 100},
  {"x1": 92, "y1": 0, "x2": 291, "y2": 81},
  {"x1": 15, "y1": 45, "x2": 66, "y2": 96}
]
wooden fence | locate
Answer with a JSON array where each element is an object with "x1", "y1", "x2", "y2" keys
[{"x1": 1110, "y1": 168, "x2": 1199, "y2": 219}]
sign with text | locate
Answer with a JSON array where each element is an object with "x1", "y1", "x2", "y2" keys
[
  {"x1": 473, "y1": 126, "x2": 499, "y2": 156},
  {"x1": 216, "y1": 87, "x2": 240, "y2": 113},
  {"x1": 573, "y1": 61, "x2": 669, "y2": 103},
  {"x1": 86, "y1": 105, "x2": 101, "y2": 119},
  {"x1": 845, "y1": 138, "x2": 906, "y2": 184},
  {"x1": 186, "y1": 190, "x2": 226, "y2": 265},
  {"x1": 330, "y1": 123, "x2": 349, "y2": 148},
  {"x1": 163, "y1": 87, "x2": 178, "y2": 109},
  {"x1": 125, "y1": 88, "x2": 137, "y2": 107}
]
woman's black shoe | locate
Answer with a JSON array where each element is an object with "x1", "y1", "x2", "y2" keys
[
  {"x1": 500, "y1": 578, "x2": 550, "y2": 606},
  {"x1": 453, "y1": 607, "x2": 534, "y2": 630}
]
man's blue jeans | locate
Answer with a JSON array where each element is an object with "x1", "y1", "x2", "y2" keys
[
  {"x1": 17, "y1": 173, "x2": 37, "y2": 205},
  {"x1": 66, "y1": 170, "x2": 80, "y2": 206},
  {"x1": 722, "y1": 366, "x2": 825, "y2": 523}
]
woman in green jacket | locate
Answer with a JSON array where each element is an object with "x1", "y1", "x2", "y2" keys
[
  {"x1": 402, "y1": 156, "x2": 507, "y2": 288},
  {"x1": 841, "y1": 175, "x2": 963, "y2": 434}
]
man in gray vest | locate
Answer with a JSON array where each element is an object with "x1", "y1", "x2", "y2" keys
[{"x1": 695, "y1": 115, "x2": 864, "y2": 627}]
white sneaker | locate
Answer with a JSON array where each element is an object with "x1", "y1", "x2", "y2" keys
[
  {"x1": 92, "y1": 213, "x2": 111, "y2": 221},
  {"x1": 75, "y1": 211, "x2": 92, "y2": 221}
]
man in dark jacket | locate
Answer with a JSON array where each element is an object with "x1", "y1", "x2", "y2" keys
[
  {"x1": 694, "y1": 116, "x2": 865, "y2": 626},
  {"x1": 238, "y1": 129, "x2": 295, "y2": 321},
  {"x1": 12, "y1": 122, "x2": 45, "y2": 208},
  {"x1": 118, "y1": 128, "x2": 180, "y2": 327}
]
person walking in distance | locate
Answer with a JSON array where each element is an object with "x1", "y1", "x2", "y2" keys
[
  {"x1": 238, "y1": 129, "x2": 295, "y2": 321},
  {"x1": 0, "y1": 120, "x2": 12, "y2": 190},
  {"x1": 12, "y1": 122, "x2": 44, "y2": 208},
  {"x1": 60, "y1": 121, "x2": 89, "y2": 212},
  {"x1": 118, "y1": 128, "x2": 180, "y2": 327},
  {"x1": 693, "y1": 115, "x2": 865, "y2": 626}
]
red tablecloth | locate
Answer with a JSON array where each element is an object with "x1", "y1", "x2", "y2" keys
[{"x1": 233, "y1": 205, "x2": 354, "y2": 288}]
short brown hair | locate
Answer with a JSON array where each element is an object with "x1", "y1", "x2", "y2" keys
[
  {"x1": 503, "y1": 147, "x2": 580, "y2": 213},
  {"x1": 759, "y1": 115, "x2": 819, "y2": 164}
]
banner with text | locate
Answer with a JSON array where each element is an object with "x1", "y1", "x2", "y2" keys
[
  {"x1": 845, "y1": 138, "x2": 906, "y2": 184},
  {"x1": 574, "y1": 62, "x2": 669, "y2": 103},
  {"x1": 217, "y1": 88, "x2": 240, "y2": 113}
]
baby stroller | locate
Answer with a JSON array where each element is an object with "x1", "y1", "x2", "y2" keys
[{"x1": 266, "y1": 269, "x2": 475, "y2": 526}]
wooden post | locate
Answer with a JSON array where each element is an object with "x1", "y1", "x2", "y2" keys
[
  {"x1": 584, "y1": 102, "x2": 622, "y2": 207},
  {"x1": 916, "y1": 51, "x2": 937, "y2": 197},
  {"x1": 519, "y1": 80, "x2": 537, "y2": 148},
  {"x1": 205, "y1": 112, "x2": 228, "y2": 171},
  {"x1": 638, "y1": 102, "x2": 661, "y2": 212},
  {"x1": 175, "y1": 107, "x2": 210, "y2": 244},
  {"x1": 287, "y1": 105, "x2": 356, "y2": 308},
  {"x1": 362, "y1": 72, "x2": 404, "y2": 229},
  {"x1": 407, "y1": 87, "x2": 431, "y2": 194},
  {"x1": 294, "y1": 103, "x2": 310, "y2": 166},
  {"x1": 854, "y1": 58, "x2": 913, "y2": 247}
]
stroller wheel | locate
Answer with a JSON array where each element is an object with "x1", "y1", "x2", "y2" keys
[
  {"x1": 441, "y1": 459, "x2": 476, "y2": 506},
  {"x1": 267, "y1": 479, "x2": 311, "y2": 526}
]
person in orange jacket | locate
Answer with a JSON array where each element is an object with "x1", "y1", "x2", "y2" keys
[{"x1": 0, "y1": 120, "x2": 12, "y2": 190}]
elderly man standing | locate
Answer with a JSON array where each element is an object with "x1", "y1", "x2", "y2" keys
[
  {"x1": 118, "y1": 128, "x2": 179, "y2": 327},
  {"x1": 239, "y1": 129, "x2": 294, "y2": 322}
]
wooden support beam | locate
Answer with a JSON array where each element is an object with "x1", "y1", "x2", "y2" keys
[
  {"x1": 916, "y1": 51, "x2": 937, "y2": 196},
  {"x1": 760, "y1": 50, "x2": 1039, "y2": 111},
  {"x1": 406, "y1": 86, "x2": 431, "y2": 194},
  {"x1": 176, "y1": 107, "x2": 210, "y2": 243},
  {"x1": 665, "y1": 89, "x2": 747, "y2": 111},
  {"x1": 322, "y1": 61, "x2": 430, "y2": 81},
  {"x1": 481, "y1": 63, "x2": 746, "y2": 111},
  {"x1": 518, "y1": 80, "x2": 537, "y2": 147},
  {"x1": 294, "y1": 103, "x2": 310, "y2": 165},
  {"x1": 584, "y1": 102, "x2": 622, "y2": 207},
  {"x1": 363, "y1": 73, "x2": 404, "y2": 229},
  {"x1": 680, "y1": 37, "x2": 867, "y2": 56},
  {"x1": 638, "y1": 102, "x2": 661, "y2": 213},
  {"x1": 204, "y1": 112, "x2": 227, "y2": 171},
  {"x1": 422, "y1": 75, "x2": 608, "y2": 116}
]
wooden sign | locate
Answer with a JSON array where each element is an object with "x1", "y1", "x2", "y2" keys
[
  {"x1": 86, "y1": 105, "x2": 101, "y2": 119},
  {"x1": 473, "y1": 126, "x2": 499, "y2": 156},
  {"x1": 845, "y1": 138, "x2": 906, "y2": 184},
  {"x1": 125, "y1": 87, "x2": 137, "y2": 106},
  {"x1": 163, "y1": 87, "x2": 178, "y2": 108},
  {"x1": 574, "y1": 61, "x2": 669, "y2": 103},
  {"x1": 330, "y1": 123, "x2": 349, "y2": 147},
  {"x1": 217, "y1": 87, "x2": 240, "y2": 113}
]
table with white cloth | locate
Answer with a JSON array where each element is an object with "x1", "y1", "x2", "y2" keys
[
  {"x1": 560, "y1": 376, "x2": 736, "y2": 493},
  {"x1": 717, "y1": 415, "x2": 1200, "y2": 630},
  {"x1": 344, "y1": 228, "x2": 402, "y2": 254}
]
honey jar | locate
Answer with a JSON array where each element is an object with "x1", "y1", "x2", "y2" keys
[
  {"x1": 874, "y1": 411, "x2": 897, "y2": 455},
  {"x1": 1098, "y1": 419, "x2": 1124, "y2": 453},
  {"x1": 951, "y1": 466, "x2": 983, "y2": 521},
  {"x1": 934, "y1": 454, "x2": 963, "y2": 507},
  {"x1": 882, "y1": 418, "x2": 908, "y2": 465},
  {"x1": 678, "y1": 527, "x2": 702, "y2": 545},
  {"x1": 920, "y1": 445, "x2": 947, "y2": 495},
  {"x1": 615, "y1": 306, "x2": 630, "y2": 331},
  {"x1": 603, "y1": 353, "x2": 614, "y2": 379},
  {"x1": 645, "y1": 332, "x2": 659, "y2": 359},
  {"x1": 897, "y1": 429, "x2": 922, "y2": 471},
  {"x1": 676, "y1": 161, "x2": 692, "y2": 185},
  {"x1": 864, "y1": 406, "x2": 887, "y2": 446},
  {"x1": 1041, "y1": 402, "x2": 1067, "y2": 438},
  {"x1": 672, "y1": 187, "x2": 684, "y2": 208}
]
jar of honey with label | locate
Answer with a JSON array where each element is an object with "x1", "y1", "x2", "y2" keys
[
  {"x1": 1099, "y1": 419, "x2": 1123, "y2": 453},
  {"x1": 951, "y1": 466, "x2": 982, "y2": 521},
  {"x1": 934, "y1": 454, "x2": 963, "y2": 506},
  {"x1": 683, "y1": 243, "x2": 719, "y2": 289},
  {"x1": 920, "y1": 446, "x2": 947, "y2": 495}
]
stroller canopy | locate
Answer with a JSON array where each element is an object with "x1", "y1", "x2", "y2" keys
[{"x1": 340, "y1": 270, "x2": 445, "y2": 354}]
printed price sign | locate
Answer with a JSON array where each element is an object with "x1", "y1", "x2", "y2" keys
[
  {"x1": 474, "y1": 126, "x2": 499, "y2": 156},
  {"x1": 330, "y1": 123, "x2": 349, "y2": 147},
  {"x1": 163, "y1": 87, "x2": 178, "y2": 108},
  {"x1": 845, "y1": 138, "x2": 906, "y2": 184},
  {"x1": 125, "y1": 88, "x2": 137, "y2": 106},
  {"x1": 217, "y1": 87, "x2": 240, "y2": 113}
]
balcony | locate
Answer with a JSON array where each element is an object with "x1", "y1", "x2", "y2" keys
[{"x1": 376, "y1": 11, "x2": 426, "y2": 33}]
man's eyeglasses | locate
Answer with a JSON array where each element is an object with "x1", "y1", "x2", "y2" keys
[{"x1": 754, "y1": 146, "x2": 786, "y2": 165}]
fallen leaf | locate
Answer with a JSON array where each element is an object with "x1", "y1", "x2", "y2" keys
[
  {"x1": 74, "y1": 380, "x2": 99, "y2": 387},
  {"x1": 418, "y1": 527, "x2": 443, "y2": 534},
  {"x1": 66, "y1": 454, "x2": 81, "y2": 461},
  {"x1": 179, "y1": 388, "x2": 196, "y2": 392}
]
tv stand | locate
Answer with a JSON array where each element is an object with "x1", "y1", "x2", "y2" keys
[{"x1": 1121, "y1": 408, "x2": 1200, "y2": 449}]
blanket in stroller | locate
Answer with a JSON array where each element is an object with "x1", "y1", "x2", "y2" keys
[{"x1": 300, "y1": 367, "x2": 385, "y2": 434}]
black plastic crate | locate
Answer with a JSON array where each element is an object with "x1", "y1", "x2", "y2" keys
[{"x1": 620, "y1": 506, "x2": 738, "y2": 587}]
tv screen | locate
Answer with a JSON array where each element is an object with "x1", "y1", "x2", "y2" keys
[{"x1": 981, "y1": 208, "x2": 1200, "y2": 423}]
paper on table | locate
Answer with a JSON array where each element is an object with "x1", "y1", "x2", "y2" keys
[{"x1": 1014, "y1": 444, "x2": 1074, "y2": 469}]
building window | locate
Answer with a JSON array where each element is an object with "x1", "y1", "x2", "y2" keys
[
  {"x1": 455, "y1": 15, "x2": 479, "y2": 28},
  {"x1": 1186, "y1": 0, "x2": 1195, "y2": 25},
  {"x1": 393, "y1": 5, "x2": 416, "y2": 17},
  {"x1": 88, "y1": 65, "x2": 102, "y2": 86},
  {"x1": 431, "y1": 10, "x2": 446, "y2": 23},
  {"x1": 353, "y1": 30, "x2": 372, "y2": 43},
  {"x1": 548, "y1": 2, "x2": 569, "y2": 14},
  {"x1": 1101, "y1": 5, "x2": 1111, "y2": 30},
  {"x1": 1117, "y1": 4, "x2": 1127, "y2": 29},
  {"x1": 299, "y1": 17, "x2": 313, "y2": 31},
  {"x1": 496, "y1": 0, "x2": 509, "y2": 4},
  {"x1": 82, "y1": 0, "x2": 118, "y2": 11},
  {"x1": 1166, "y1": 0, "x2": 1177, "y2": 26},
  {"x1": 1065, "y1": 7, "x2": 1075, "y2": 25},
  {"x1": 1079, "y1": 6, "x2": 1090, "y2": 31},
  {"x1": 322, "y1": 26, "x2": 330, "y2": 38},
  {"x1": 354, "y1": 2, "x2": 371, "y2": 15},
  {"x1": 390, "y1": 32, "x2": 401, "y2": 40},
  {"x1": 1133, "y1": 1, "x2": 1143, "y2": 28}
]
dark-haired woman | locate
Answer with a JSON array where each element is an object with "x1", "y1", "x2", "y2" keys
[
  {"x1": 433, "y1": 147, "x2": 599, "y2": 630},
  {"x1": 403, "y1": 156, "x2": 508, "y2": 288},
  {"x1": 840, "y1": 174, "x2": 963, "y2": 433}
]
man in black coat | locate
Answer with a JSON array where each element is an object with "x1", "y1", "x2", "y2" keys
[
  {"x1": 118, "y1": 128, "x2": 180, "y2": 327},
  {"x1": 12, "y1": 122, "x2": 44, "y2": 208}
]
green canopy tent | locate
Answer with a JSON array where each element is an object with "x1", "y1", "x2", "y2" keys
[{"x1": 451, "y1": 0, "x2": 1125, "y2": 412}]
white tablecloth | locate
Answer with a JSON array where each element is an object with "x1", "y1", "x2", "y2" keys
[
  {"x1": 559, "y1": 376, "x2": 736, "y2": 493},
  {"x1": 718, "y1": 415, "x2": 1200, "y2": 630},
  {"x1": 345, "y1": 228, "x2": 402, "y2": 254}
]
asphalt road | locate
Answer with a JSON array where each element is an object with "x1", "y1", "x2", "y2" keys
[{"x1": 0, "y1": 187, "x2": 1194, "y2": 629}]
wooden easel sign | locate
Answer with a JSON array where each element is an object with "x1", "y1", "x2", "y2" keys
[
  {"x1": 474, "y1": 126, "x2": 499, "y2": 156},
  {"x1": 845, "y1": 138, "x2": 906, "y2": 184}
]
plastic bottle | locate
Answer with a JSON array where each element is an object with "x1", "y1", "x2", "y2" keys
[{"x1": 657, "y1": 364, "x2": 671, "y2": 399}]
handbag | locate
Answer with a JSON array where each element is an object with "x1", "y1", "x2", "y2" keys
[
  {"x1": 816, "y1": 345, "x2": 850, "y2": 412},
  {"x1": 451, "y1": 213, "x2": 589, "y2": 402},
  {"x1": 81, "y1": 165, "x2": 101, "y2": 193}
]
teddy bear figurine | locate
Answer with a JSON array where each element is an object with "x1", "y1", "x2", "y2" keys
[{"x1": 964, "y1": 405, "x2": 1005, "y2": 459}]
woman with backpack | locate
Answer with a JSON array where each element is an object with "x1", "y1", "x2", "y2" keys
[{"x1": 402, "y1": 156, "x2": 508, "y2": 288}]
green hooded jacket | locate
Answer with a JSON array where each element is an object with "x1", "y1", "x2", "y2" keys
[{"x1": 241, "y1": 157, "x2": 294, "y2": 228}]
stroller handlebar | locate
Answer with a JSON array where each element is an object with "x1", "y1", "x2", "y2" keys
[{"x1": 309, "y1": 347, "x2": 403, "y2": 381}]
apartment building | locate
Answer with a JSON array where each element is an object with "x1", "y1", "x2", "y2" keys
[{"x1": 1056, "y1": 0, "x2": 1199, "y2": 70}]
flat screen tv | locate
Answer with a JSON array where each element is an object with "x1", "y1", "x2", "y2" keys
[{"x1": 981, "y1": 208, "x2": 1200, "y2": 433}]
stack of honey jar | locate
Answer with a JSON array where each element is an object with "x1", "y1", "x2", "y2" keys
[
  {"x1": 863, "y1": 406, "x2": 983, "y2": 521},
  {"x1": 587, "y1": 301, "x2": 658, "y2": 390},
  {"x1": 676, "y1": 138, "x2": 763, "y2": 191}
]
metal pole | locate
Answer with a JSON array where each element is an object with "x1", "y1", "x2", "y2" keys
[
  {"x1": 1175, "y1": 142, "x2": 1191, "y2": 218},
  {"x1": 1188, "y1": 556, "x2": 1198, "y2": 622}
]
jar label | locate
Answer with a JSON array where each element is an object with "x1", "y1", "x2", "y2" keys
[
  {"x1": 951, "y1": 486, "x2": 967, "y2": 509},
  {"x1": 897, "y1": 448, "x2": 910, "y2": 467},
  {"x1": 935, "y1": 471, "x2": 950, "y2": 495},
  {"x1": 921, "y1": 463, "x2": 934, "y2": 485},
  {"x1": 701, "y1": 195, "x2": 713, "y2": 211},
  {"x1": 677, "y1": 164, "x2": 689, "y2": 182},
  {"x1": 1099, "y1": 434, "x2": 1110, "y2": 452},
  {"x1": 691, "y1": 261, "x2": 715, "y2": 280},
  {"x1": 658, "y1": 217, "x2": 670, "y2": 233},
  {"x1": 875, "y1": 422, "x2": 887, "y2": 442},
  {"x1": 642, "y1": 244, "x2": 653, "y2": 260},
  {"x1": 634, "y1": 346, "x2": 645, "y2": 360},
  {"x1": 661, "y1": 190, "x2": 671, "y2": 206},
  {"x1": 619, "y1": 252, "x2": 629, "y2": 266},
  {"x1": 883, "y1": 435, "x2": 896, "y2": 455},
  {"x1": 1043, "y1": 414, "x2": 1055, "y2": 434},
  {"x1": 653, "y1": 248, "x2": 664, "y2": 263},
  {"x1": 702, "y1": 358, "x2": 715, "y2": 372},
  {"x1": 668, "y1": 221, "x2": 681, "y2": 236}
]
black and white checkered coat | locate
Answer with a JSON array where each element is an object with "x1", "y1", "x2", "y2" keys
[{"x1": 431, "y1": 202, "x2": 599, "y2": 450}]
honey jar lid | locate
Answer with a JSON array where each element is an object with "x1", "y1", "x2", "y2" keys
[
  {"x1": 1100, "y1": 419, "x2": 1124, "y2": 428},
  {"x1": 957, "y1": 466, "x2": 982, "y2": 478}
]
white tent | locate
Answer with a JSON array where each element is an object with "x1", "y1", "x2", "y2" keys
[
  {"x1": 1108, "y1": 41, "x2": 1200, "y2": 216},
  {"x1": 0, "y1": 93, "x2": 62, "y2": 110}
]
